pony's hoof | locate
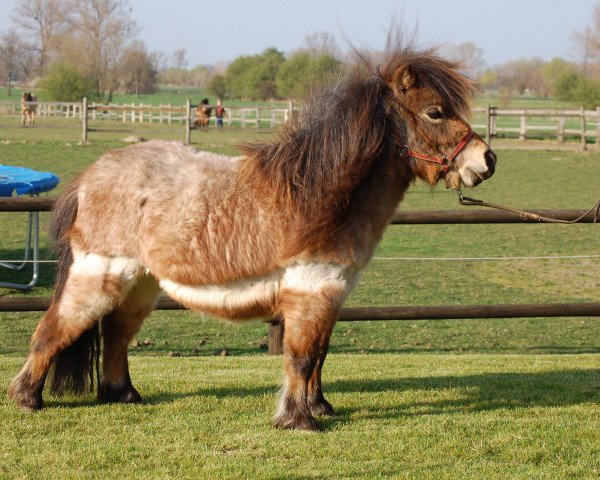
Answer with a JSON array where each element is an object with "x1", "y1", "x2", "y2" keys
[
  {"x1": 273, "y1": 412, "x2": 320, "y2": 431},
  {"x1": 8, "y1": 379, "x2": 44, "y2": 411},
  {"x1": 98, "y1": 383, "x2": 143, "y2": 404},
  {"x1": 310, "y1": 399, "x2": 336, "y2": 417}
]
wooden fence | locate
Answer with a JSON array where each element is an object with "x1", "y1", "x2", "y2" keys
[
  {"x1": 472, "y1": 106, "x2": 600, "y2": 148},
  {"x1": 3, "y1": 100, "x2": 600, "y2": 148},
  {"x1": 0, "y1": 99, "x2": 291, "y2": 144},
  {"x1": 1, "y1": 197, "x2": 598, "y2": 354}
]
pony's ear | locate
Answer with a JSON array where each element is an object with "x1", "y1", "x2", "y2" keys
[{"x1": 390, "y1": 64, "x2": 416, "y2": 95}]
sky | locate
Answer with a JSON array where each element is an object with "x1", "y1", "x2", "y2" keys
[{"x1": 0, "y1": 0, "x2": 598, "y2": 67}]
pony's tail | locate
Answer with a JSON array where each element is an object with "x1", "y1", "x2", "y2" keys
[{"x1": 47, "y1": 175, "x2": 101, "y2": 395}]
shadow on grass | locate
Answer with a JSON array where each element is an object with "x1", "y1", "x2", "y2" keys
[
  {"x1": 138, "y1": 368, "x2": 600, "y2": 424},
  {"x1": 22, "y1": 366, "x2": 599, "y2": 432}
]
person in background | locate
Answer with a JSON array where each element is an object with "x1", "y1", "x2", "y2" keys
[{"x1": 215, "y1": 98, "x2": 226, "y2": 132}]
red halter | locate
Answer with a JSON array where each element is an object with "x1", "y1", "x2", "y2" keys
[{"x1": 400, "y1": 130, "x2": 475, "y2": 172}]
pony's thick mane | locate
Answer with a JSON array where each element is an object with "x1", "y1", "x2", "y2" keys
[
  {"x1": 239, "y1": 67, "x2": 391, "y2": 216},
  {"x1": 239, "y1": 32, "x2": 474, "y2": 245}
]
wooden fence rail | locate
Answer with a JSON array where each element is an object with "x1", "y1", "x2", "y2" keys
[
  {"x1": 1, "y1": 296, "x2": 598, "y2": 355},
  {"x1": 2, "y1": 195, "x2": 598, "y2": 231},
  {"x1": 0, "y1": 197, "x2": 598, "y2": 223}
]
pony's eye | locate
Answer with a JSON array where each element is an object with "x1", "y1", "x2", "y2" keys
[{"x1": 427, "y1": 108, "x2": 443, "y2": 120}]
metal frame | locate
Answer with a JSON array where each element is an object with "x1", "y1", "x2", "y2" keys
[{"x1": 0, "y1": 209, "x2": 40, "y2": 290}]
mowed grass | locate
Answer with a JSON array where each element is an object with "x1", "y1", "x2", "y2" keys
[
  {"x1": 1, "y1": 354, "x2": 599, "y2": 479},
  {"x1": 0, "y1": 126, "x2": 599, "y2": 478}
]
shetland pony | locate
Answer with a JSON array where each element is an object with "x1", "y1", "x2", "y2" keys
[
  {"x1": 195, "y1": 98, "x2": 211, "y2": 131},
  {"x1": 9, "y1": 39, "x2": 496, "y2": 430},
  {"x1": 21, "y1": 92, "x2": 36, "y2": 125}
]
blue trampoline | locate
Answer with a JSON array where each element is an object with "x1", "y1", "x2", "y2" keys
[
  {"x1": 0, "y1": 165, "x2": 59, "y2": 196},
  {"x1": 0, "y1": 165, "x2": 60, "y2": 290}
]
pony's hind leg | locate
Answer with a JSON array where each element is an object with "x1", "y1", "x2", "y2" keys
[
  {"x1": 99, "y1": 274, "x2": 159, "y2": 403},
  {"x1": 273, "y1": 287, "x2": 342, "y2": 431},
  {"x1": 8, "y1": 253, "x2": 143, "y2": 410}
]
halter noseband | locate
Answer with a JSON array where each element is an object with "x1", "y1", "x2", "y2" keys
[{"x1": 400, "y1": 129, "x2": 475, "y2": 173}]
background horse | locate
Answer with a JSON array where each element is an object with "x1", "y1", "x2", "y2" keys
[
  {"x1": 21, "y1": 92, "x2": 36, "y2": 125},
  {"x1": 9, "y1": 36, "x2": 496, "y2": 431},
  {"x1": 195, "y1": 98, "x2": 212, "y2": 131}
]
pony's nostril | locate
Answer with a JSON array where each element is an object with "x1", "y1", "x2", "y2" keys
[{"x1": 484, "y1": 149, "x2": 496, "y2": 173}]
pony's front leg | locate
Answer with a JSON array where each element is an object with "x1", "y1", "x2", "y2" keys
[
  {"x1": 273, "y1": 289, "x2": 341, "y2": 431},
  {"x1": 307, "y1": 319, "x2": 337, "y2": 417}
]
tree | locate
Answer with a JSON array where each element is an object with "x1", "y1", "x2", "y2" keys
[
  {"x1": 555, "y1": 72, "x2": 580, "y2": 101},
  {"x1": 62, "y1": 0, "x2": 137, "y2": 101},
  {"x1": 542, "y1": 58, "x2": 576, "y2": 97},
  {"x1": 0, "y1": 29, "x2": 26, "y2": 96},
  {"x1": 207, "y1": 73, "x2": 227, "y2": 98},
  {"x1": 149, "y1": 50, "x2": 168, "y2": 73},
  {"x1": 190, "y1": 64, "x2": 210, "y2": 89},
  {"x1": 555, "y1": 71, "x2": 600, "y2": 107},
  {"x1": 120, "y1": 40, "x2": 157, "y2": 96},
  {"x1": 171, "y1": 49, "x2": 188, "y2": 69},
  {"x1": 276, "y1": 52, "x2": 341, "y2": 98},
  {"x1": 225, "y1": 48, "x2": 285, "y2": 100},
  {"x1": 478, "y1": 68, "x2": 498, "y2": 92},
  {"x1": 570, "y1": 4, "x2": 600, "y2": 77},
  {"x1": 441, "y1": 41, "x2": 486, "y2": 80},
  {"x1": 11, "y1": 0, "x2": 68, "y2": 77},
  {"x1": 300, "y1": 31, "x2": 340, "y2": 59},
  {"x1": 496, "y1": 57, "x2": 545, "y2": 95},
  {"x1": 38, "y1": 62, "x2": 94, "y2": 100}
]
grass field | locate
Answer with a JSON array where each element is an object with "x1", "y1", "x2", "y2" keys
[
  {"x1": 0, "y1": 124, "x2": 599, "y2": 478},
  {"x1": 1, "y1": 354, "x2": 599, "y2": 479}
]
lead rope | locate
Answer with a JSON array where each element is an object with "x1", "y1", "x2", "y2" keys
[{"x1": 457, "y1": 191, "x2": 600, "y2": 224}]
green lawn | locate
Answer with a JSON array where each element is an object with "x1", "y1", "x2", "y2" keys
[
  {"x1": 0, "y1": 354, "x2": 599, "y2": 479},
  {"x1": 0, "y1": 126, "x2": 599, "y2": 478}
]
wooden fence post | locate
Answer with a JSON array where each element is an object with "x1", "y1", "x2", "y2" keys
[
  {"x1": 485, "y1": 103, "x2": 491, "y2": 145},
  {"x1": 557, "y1": 110, "x2": 565, "y2": 143},
  {"x1": 519, "y1": 110, "x2": 526, "y2": 141},
  {"x1": 596, "y1": 106, "x2": 600, "y2": 147},
  {"x1": 185, "y1": 99, "x2": 191, "y2": 145},
  {"x1": 580, "y1": 106, "x2": 587, "y2": 150},
  {"x1": 267, "y1": 319, "x2": 284, "y2": 355},
  {"x1": 81, "y1": 97, "x2": 88, "y2": 144}
]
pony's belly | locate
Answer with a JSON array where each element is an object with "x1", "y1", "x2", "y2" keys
[
  {"x1": 159, "y1": 274, "x2": 280, "y2": 320},
  {"x1": 159, "y1": 262, "x2": 358, "y2": 321}
]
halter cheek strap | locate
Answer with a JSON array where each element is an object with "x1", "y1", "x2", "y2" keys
[{"x1": 400, "y1": 129, "x2": 475, "y2": 172}]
